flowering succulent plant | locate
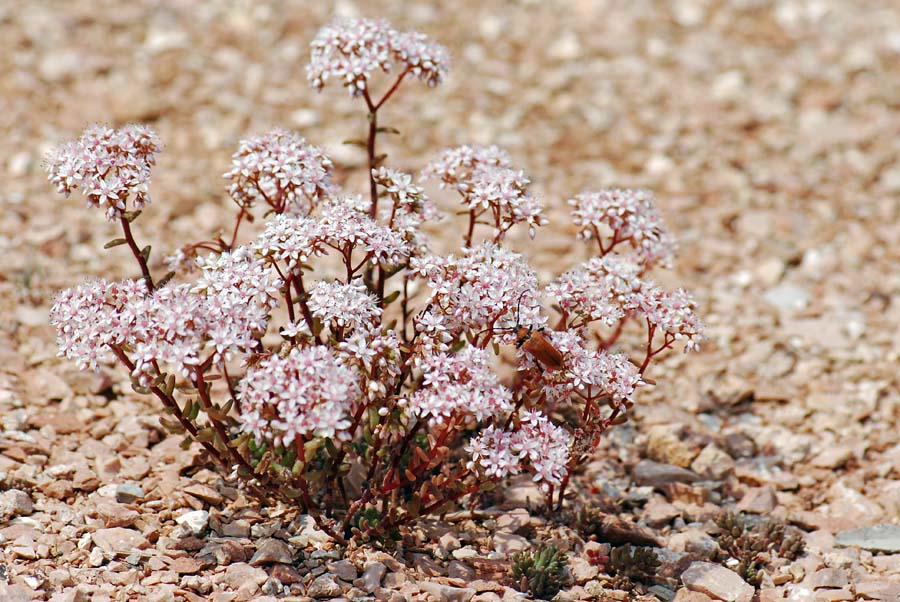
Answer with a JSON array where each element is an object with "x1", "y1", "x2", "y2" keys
[{"x1": 46, "y1": 18, "x2": 704, "y2": 543}]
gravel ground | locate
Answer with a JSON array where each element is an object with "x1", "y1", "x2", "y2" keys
[{"x1": 2, "y1": 1, "x2": 900, "y2": 601}]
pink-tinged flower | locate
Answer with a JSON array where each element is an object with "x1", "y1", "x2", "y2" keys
[
  {"x1": 45, "y1": 124, "x2": 161, "y2": 221},
  {"x1": 193, "y1": 246, "x2": 282, "y2": 310},
  {"x1": 191, "y1": 247, "x2": 282, "y2": 362},
  {"x1": 54, "y1": 248, "x2": 279, "y2": 384},
  {"x1": 403, "y1": 346, "x2": 513, "y2": 425},
  {"x1": 307, "y1": 18, "x2": 449, "y2": 96},
  {"x1": 237, "y1": 346, "x2": 361, "y2": 445},
  {"x1": 414, "y1": 311, "x2": 453, "y2": 355},
  {"x1": 253, "y1": 199, "x2": 410, "y2": 275},
  {"x1": 49, "y1": 278, "x2": 149, "y2": 371},
  {"x1": 308, "y1": 279, "x2": 381, "y2": 334},
  {"x1": 569, "y1": 189, "x2": 675, "y2": 268},
  {"x1": 421, "y1": 145, "x2": 512, "y2": 192},
  {"x1": 280, "y1": 320, "x2": 308, "y2": 339},
  {"x1": 465, "y1": 166, "x2": 547, "y2": 239},
  {"x1": 316, "y1": 197, "x2": 411, "y2": 266},
  {"x1": 373, "y1": 167, "x2": 442, "y2": 245},
  {"x1": 627, "y1": 284, "x2": 706, "y2": 352},
  {"x1": 536, "y1": 330, "x2": 642, "y2": 405},
  {"x1": 338, "y1": 329, "x2": 403, "y2": 399},
  {"x1": 163, "y1": 246, "x2": 196, "y2": 274},
  {"x1": 465, "y1": 411, "x2": 572, "y2": 490},
  {"x1": 411, "y1": 243, "x2": 543, "y2": 341},
  {"x1": 422, "y1": 146, "x2": 546, "y2": 240},
  {"x1": 253, "y1": 213, "x2": 327, "y2": 274},
  {"x1": 466, "y1": 426, "x2": 521, "y2": 479},
  {"x1": 125, "y1": 284, "x2": 208, "y2": 381},
  {"x1": 546, "y1": 255, "x2": 642, "y2": 326},
  {"x1": 224, "y1": 129, "x2": 334, "y2": 215},
  {"x1": 513, "y1": 410, "x2": 572, "y2": 489}
]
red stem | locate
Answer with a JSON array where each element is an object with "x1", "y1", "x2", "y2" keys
[
  {"x1": 119, "y1": 216, "x2": 155, "y2": 291},
  {"x1": 194, "y1": 369, "x2": 256, "y2": 477},
  {"x1": 227, "y1": 206, "x2": 246, "y2": 249}
]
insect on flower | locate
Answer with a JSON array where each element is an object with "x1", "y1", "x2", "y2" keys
[
  {"x1": 514, "y1": 323, "x2": 565, "y2": 372},
  {"x1": 478, "y1": 293, "x2": 565, "y2": 372}
]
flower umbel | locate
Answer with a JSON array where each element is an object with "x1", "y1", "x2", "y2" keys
[
  {"x1": 308, "y1": 18, "x2": 449, "y2": 96},
  {"x1": 45, "y1": 124, "x2": 161, "y2": 221},
  {"x1": 238, "y1": 346, "x2": 361, "y2": 445},
  {"x1": 569, "y1": 188, "x2": 676, "y2": 268},
  {"x1": 224, "y1": 129, "x2": 335, "y2": 215}
]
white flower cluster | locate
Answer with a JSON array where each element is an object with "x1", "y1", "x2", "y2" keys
[
  {"x1": 423, "y1": 145, "x2": 547, "y2": 240},
  {"x1": 411, "y1": 242, "x2": 543, "y2": 343},
  {"x1": 539, "y1": 330, "x2": 643, "y2": 405},
  {"x1": 569, "y1": 189, "x2": 676, "y2": 268},
  {"x1": 238, "y1": 346, "x2": 361, "y2": 445},
  {"x1": 373, "y1": 167, "x2": 442, "y2": 246},
  {"x1": 308, "y1": 18, "x2": 449, "y2": 96},
  {"x1": 253, "y1": 197, "x2": 411, "y2": 275},
  {"x1": 224, "y1": 129, "x2": 334, "y2": 215},
  {"x1": 547, "y1": 255, "x2": 705, "y2": 352},
  {"x1": 45, "y1": 124, "x2": 161, "y2": 221},
  {"x1": 309, "y1": 279, "x2": 382, "y2": 334},
  {"x1": 404, "y1": 346, "x2": 513, "y2": 425},
  {"x1": 466, "y1": 410, "x2": 572, "y2": 491},
  {"x1": 51, "y1": 248, "x2": 280, "y2": 383}
]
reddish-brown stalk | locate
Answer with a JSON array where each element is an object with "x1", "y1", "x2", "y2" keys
[
  {"x1": 290, "y1": 273, "x2": 318, "y2": 339},
  {"x1": 293, "y1": 439, "x2": 348, "y2": 545},
  {"x1": 193, "y1": 369, "x2": 257, "y2": 478},
  {"x1": 360, "y1": 68, "x2": 411, "y2": 305},
  {"x1": 119, "y1": 215, "x2": 155, "y2": 291}
]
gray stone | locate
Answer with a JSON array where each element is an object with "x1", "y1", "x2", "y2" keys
[
  {"x1": 220, "y1": 562, "x2": 268, "y2": 590},
  {"x1": 855, "y1": 581, "x2": 900, "y2": 601},
  {"x1": 452, "y1": 545, "x2": 480, "y2": 560},
  {"x1": 115, "y1": 482, "x2": 145, "y2": 503},
  {"x1": 809, "y1": 568, "x2": 849, "y2": 589},
  {"x1": 633, "y1": 460, "x2": 700, "y2": 487},
  {"x1": 91, "y1": 527, "x2": 150, "y2": 557},
  {"x1": 681, "y1": 562, "x2": 753, "y2": 602},
  {"x1": 360, "y1": 561, "x2": 386, "y2": 592},
  {"x1": 0, "y1": 489, "x2": 33, "y2": 518},
  {"x1": 495, "y1": 509, "x2": 531, "y2": 533},
  {"x1": 306, "y1": 574, "x2": 343, "y2": 598},
  {"x1": 691, "y1": 445, "x2": 735, "y2": 480},
  {"x1": 643, "y1": 497, "x2": 681, "y2": 527},
  {"x1": 289, "y1": 514, "x2": 332, "y2": 548},
  {"x1": 669, "y1": 529, "x2": 719, "y2": 560},
  {"x1": 221, "y1": 519, "x2": 251, "y2": 538},
  {"x1": 493, "y1": 532, "x2": 530, "y2": 555},
  {"x1": 437, "y1": 531, "x2": 461, "y2": 558},
  {"x1": 736, "y1": 486, "x2": 777, "y2": 514},
  {"x1": 647, "y1": 426, "x2": 699, "y2": 468},
  {"x1": 175, "y1": 510, "x2": 209, "y2": 535},
  {"x1": 811, "y1": 446, "x2": 853, "y2": 469},
  {"x1": 569, "y1": 556, "x2": 599, "y2": 584},
  {"x1": 673, "y1": 590, "x2": 714, "y2": 602},
  {"x1": 448, "y1": 560, "x2": 477, "y2": 580},
  {"x1": 418, "y1": 580, "x2": 476, "y2": 602},
  {"x1": 0, "y1": 584, "x2": 33, "y2": 602},
  {"x1": 250, "y1": 538, "x2": 294, "y2": 565},
  {"x1": 835, "y1": 524, "x2": 900, "y2": 553},
  {"x1": 328, "y1": 559, "x2": 357, "y2": 581}
]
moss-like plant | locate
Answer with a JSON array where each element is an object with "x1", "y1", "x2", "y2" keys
[
  {"x1": 715, "y1": 511, "x2": 805, "y2": 586},
  {"x1": 607, "y1": 544, "x2": 660, "y2": 591},
  {"x1": 512, "y1": 544, "x2": 568, "y2": 599}
]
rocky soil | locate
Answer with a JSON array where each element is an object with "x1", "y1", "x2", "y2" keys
[{"x1": 2, "y1": 1, "x2": 900, "y2": 601}]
